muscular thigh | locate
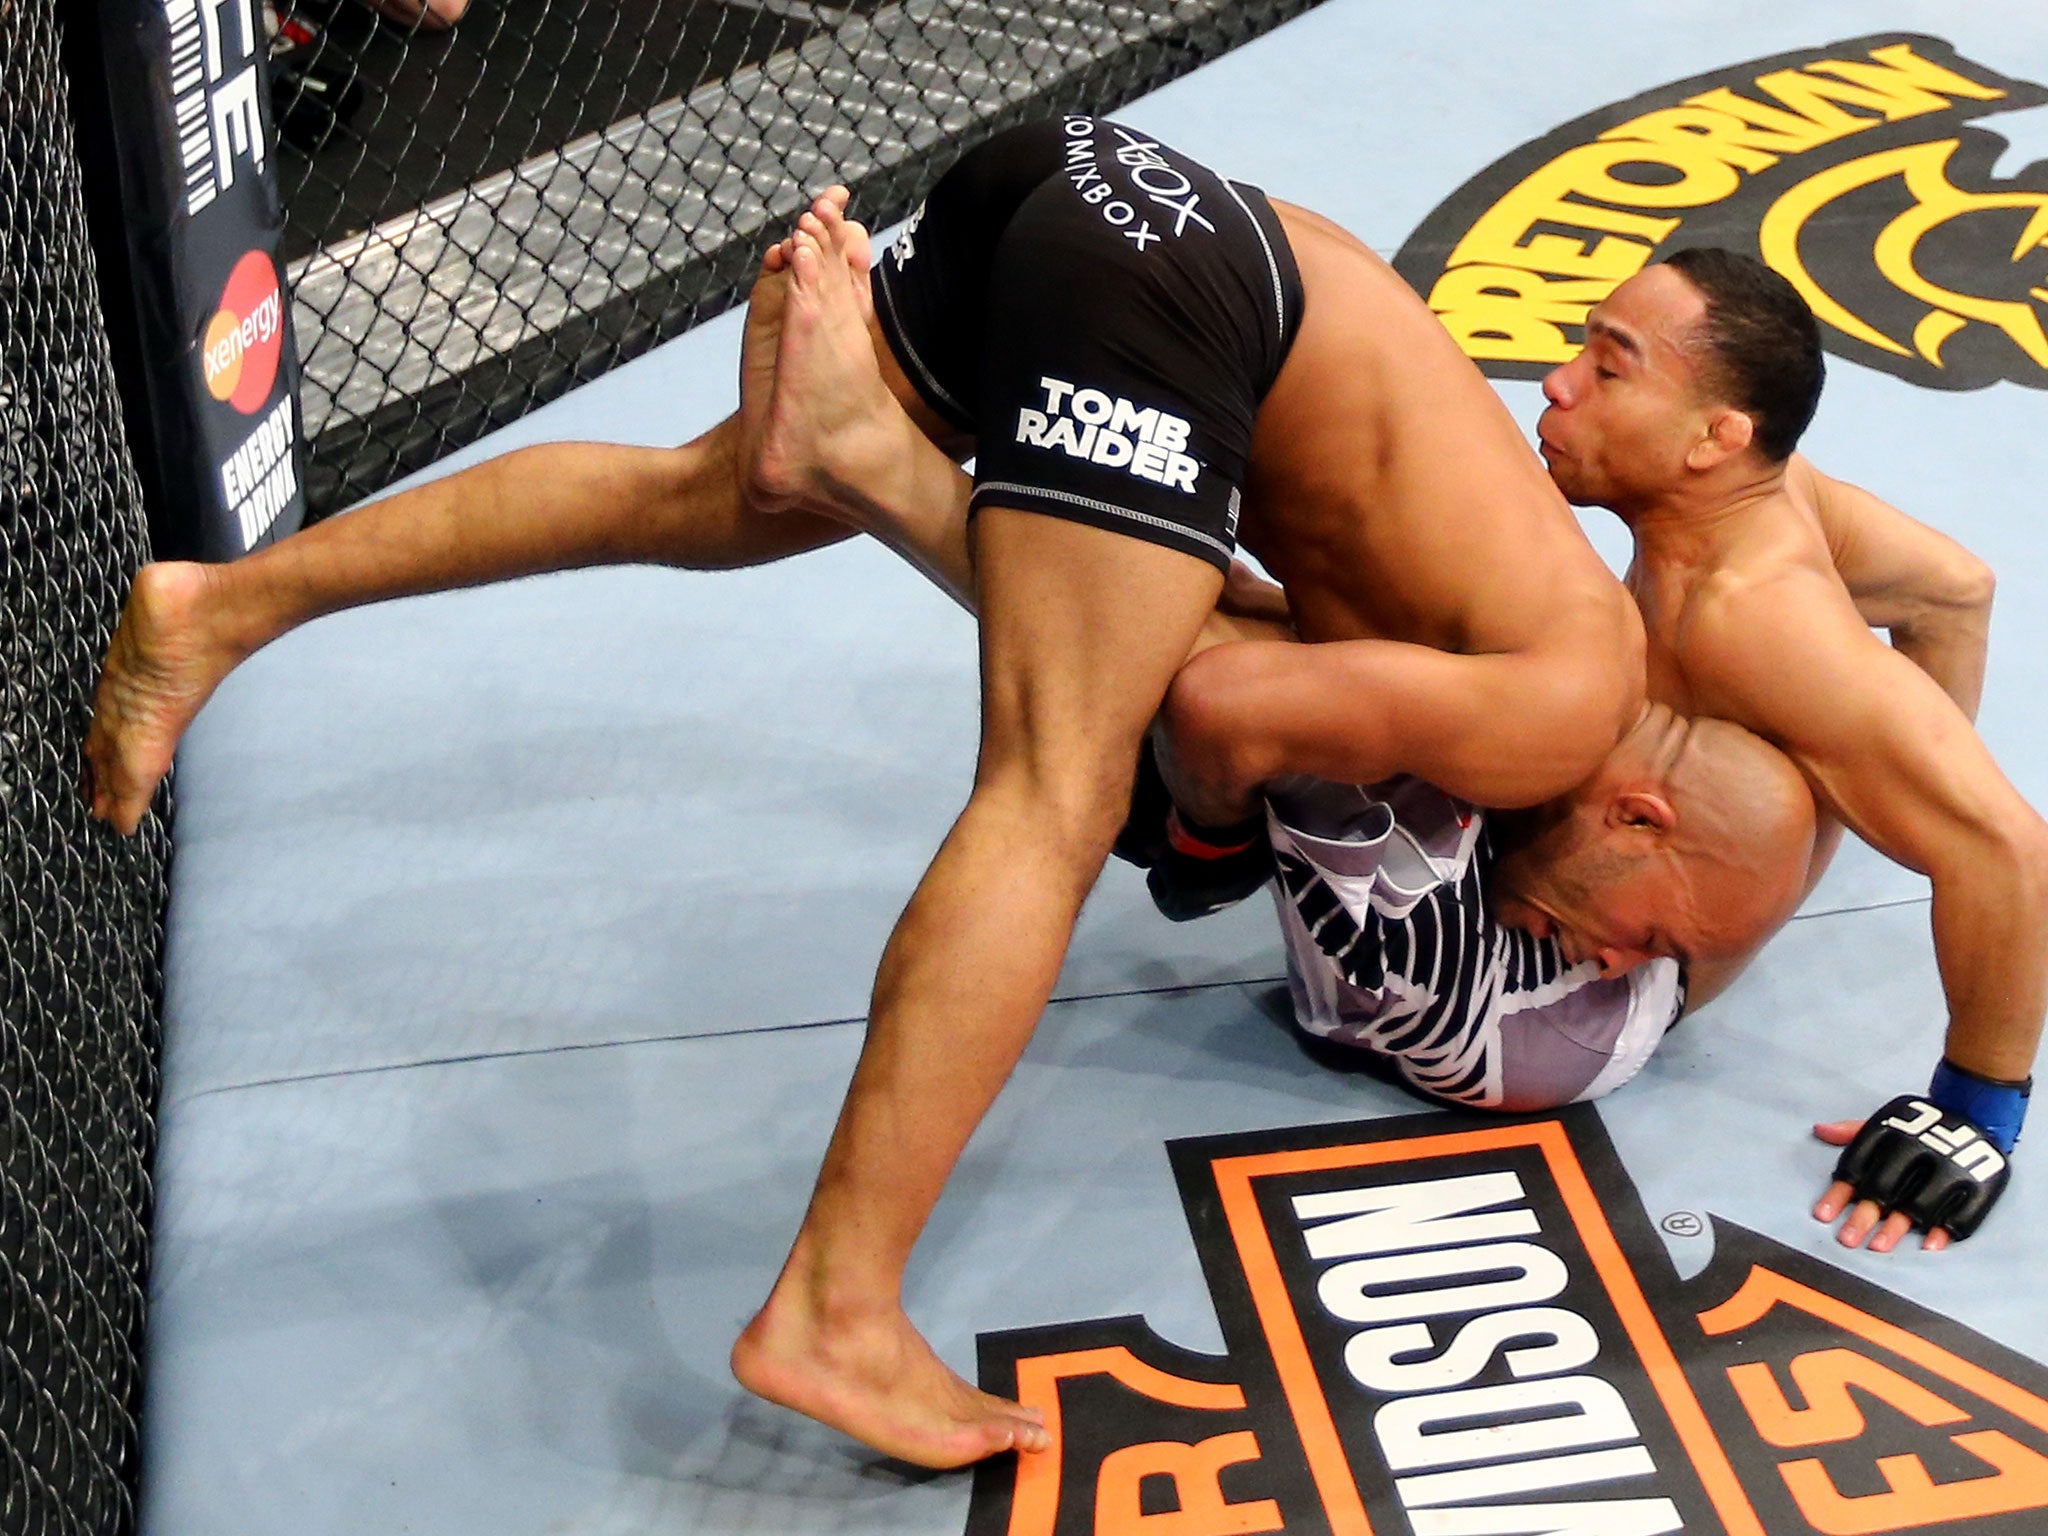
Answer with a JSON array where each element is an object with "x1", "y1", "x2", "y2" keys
[{"x1": 970, "y1": 507, "x2": 1222, "y2": 820}]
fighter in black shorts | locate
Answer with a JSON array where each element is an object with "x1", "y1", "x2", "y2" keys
[
  {"x1": 87, "y1": 117, "x2": 1674, "y2": 1466},
  {"x1": 873, "y1": 116, "x2": 1301, "y2": 571}
]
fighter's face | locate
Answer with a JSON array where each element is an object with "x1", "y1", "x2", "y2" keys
[
  {"x1": 1489, "y1": 807, "x2": 1702, "y2": 980},
  {"x1": 1537, "y1": 267, "x2": 1717, "y2": 510}
]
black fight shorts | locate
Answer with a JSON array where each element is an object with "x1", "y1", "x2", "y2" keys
[{"x1": 872, "y1": 117, "x2": 1304, "y2": 571}]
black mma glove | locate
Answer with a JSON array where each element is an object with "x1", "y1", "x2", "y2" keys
[
  {"x1": 1832, "y1": 1093, "x2": 2013, "y2": 1241},
  {"x1": 1113, "y1": 737, "x2": 1274, "y2": 920},
  {"x1": 1146, "y1": 805, "x2": 1274, "y2": 922},
  {"x1": 1112, "y1": 735, "x2": 1174, "y2": 869}
]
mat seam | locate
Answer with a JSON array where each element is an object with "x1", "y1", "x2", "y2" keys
[
  {"x1": 167, "y1": 894, "x2": 1931, "y2": 1104},
  {"x1": 169, "y1": 971, "x2": 1294, "y2": 1103}
]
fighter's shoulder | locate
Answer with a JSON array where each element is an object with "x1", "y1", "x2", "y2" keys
[
  {"x1": 1779, "y1": 452, "x2": 1864, "y2": 516},
  {"x1": 1676, "y1": 556, "x2": 1841, "y2": 646},
  {"x1": 1672, "y1": 560, "x2": 1870, "y2": 718},
  {"x1": 1781, "y1": 451, "x2": 1830, "y2": 501}
]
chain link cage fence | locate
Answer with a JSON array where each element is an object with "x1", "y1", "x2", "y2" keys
[
  {"x1": 270, "y1": 0, "x2": 1323, "y2": 514},
  {"x1": 2, "y1": 2, "x2": 173, "y2": 1532}
]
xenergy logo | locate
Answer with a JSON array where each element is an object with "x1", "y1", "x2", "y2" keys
[
  {"x1": 201, "y1": 250, "x2": 285, "y2": 414},
  {"x1": 1014, "y1": 377, "x2": 1202, "y2": 493},
  {"x1": 1394, "y1": 37, "x2": 2048, "y2": 391},
  {"x1": 965, "y1": 1108, "x2": 2048, "y2": 1536}
]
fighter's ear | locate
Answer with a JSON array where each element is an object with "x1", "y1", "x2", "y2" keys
[
  {"x1": 1609, "y1": 790, "x2": 1677, "y2": 834},
  {"x1": 1686, "y1": 407, "x2": 1754, "y2": 471}
]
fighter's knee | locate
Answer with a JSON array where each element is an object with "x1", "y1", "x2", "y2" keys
[
  {"x1": 2006, "y1": 809, "x2": 2048, "y2": 896},
  {"x1": 1161, "y1": 650, "x2": 1271, "y2": 801},
  {"x1": 974, "y1": 751, "x2": 1135, "y2": 869}
]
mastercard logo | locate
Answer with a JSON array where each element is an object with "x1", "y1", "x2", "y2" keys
[{"x1": 202, "y1": 251, "x2": 285, "y2": 414}]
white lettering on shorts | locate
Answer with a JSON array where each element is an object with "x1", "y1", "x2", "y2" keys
[
  {"x1": 1014, "y1": 375, "x2": 1201, "y2": 493},
  {"x1": 1061, "y1": 116, "x2": 1160, "y2": 252},
  {"x1": 1109, "y1": 125, "x2": 1218, "y2": 238},
  {"x1": 892, "y1": 200, "x2": 926, "y2": 267}
]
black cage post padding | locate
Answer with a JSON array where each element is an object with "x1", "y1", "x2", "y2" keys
[
  {"x1": 3, "y1": 1, "x2": 173, "y2": 1533},
  {"x1": 74, "y1": 0, "x2": 310, "y2": 563},
  {"x1": 273, "y1": 0, "x2": 1324, "y2": 515}
]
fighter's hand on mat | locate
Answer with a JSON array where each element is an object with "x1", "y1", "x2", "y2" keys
[
  {"x1": 1814, "y1": 1093, "x2": 2017, "y2": 1250},
  {"x1": 1812, "y1": 1120, "x2": 1952, "y2": 1253}
]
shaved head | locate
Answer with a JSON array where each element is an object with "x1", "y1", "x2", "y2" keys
[
  {"x1": 1491, "y1": 706, "x2": 1815, "y2": 976},
  {"x1": 1663, "y1": 715, "x2": 1818, "y2": 955}
]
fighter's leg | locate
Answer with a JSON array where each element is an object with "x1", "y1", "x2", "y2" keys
[
  {"x1": 746, "y1": 205, "x2": 1292, "y2": 648},
  {"x1": 749, "y1": 213, "x2": 978, "y2": 605},
  {"x1": 85, "y1": 251, "x2": 858, "y2": 835},
  {"x1": 732, "y1": 506, "x2": 1224, "y2": 1466}
]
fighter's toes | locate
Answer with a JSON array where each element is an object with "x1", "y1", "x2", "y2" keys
[
  {"x1": 787, "y1": 231, "x2": 825, "y2": 289},
  {"x1": 1009, "y1": 1409, "x2": 1051, "y2": 1455},
  {"x1": 733, "y1": 1297, "x2": 1049, "y2": 1469},
  {"x1": 929, "y1": 1386, "x2": 1048, "y2": 1465}
]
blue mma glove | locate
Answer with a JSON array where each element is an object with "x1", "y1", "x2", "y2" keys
[
  {"x1": 1833, "y1": 1077, "x2": 2022, "y2": 1240},
  {"x1": 1927, "y1": 1058, "x2": 2030, "y2": 1153}
]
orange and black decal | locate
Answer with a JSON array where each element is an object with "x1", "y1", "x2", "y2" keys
[
  {"x1": 965, "y1": 1106, "x2": 2048, "y2": 1535},
  {"x1": 1391, "y1": 35, "x2": 2048, "y2": 391}
]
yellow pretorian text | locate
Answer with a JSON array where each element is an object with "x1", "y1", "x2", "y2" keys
[{"x1": 1428, "y1": 41, "x2": 2008, "y2": 364}]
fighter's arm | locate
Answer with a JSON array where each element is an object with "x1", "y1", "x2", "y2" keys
[
  {"x1": 1789, "y1": 455, "x2": 1995, "y2": 719},
  {"x1": 1160, "y1": 629, "x2": 1628, "y2": 819},
  {"x1": 1689, "y1": 574, "x2": 2048, "y2": 1083}
]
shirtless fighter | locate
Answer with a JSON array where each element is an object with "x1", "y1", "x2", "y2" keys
[
  {"x1": 1164, "y1": 248, "x2": 2046, "y2": 1252},
  {"x1": 88, "y1": 119, "x2": 1657, "y2": 1467},
  {"x1": 1517, "y1": 250, "x2": 2048, "y2": 1251}
]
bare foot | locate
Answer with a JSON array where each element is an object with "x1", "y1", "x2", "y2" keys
[
  {"x1": 804, "y1": 193, "x2": 874, "y2": 316},
  {"x1": 732, "y1": 1284, "x2": 1048, "y2": 1468},
  {"x1": 84, "y1": 562, "x2": 244, "y2": 834},
  {"x1": 741, "y1": 187, "x2": 876, "y2": 514},
  {"x1": 738, "y1": 249, "x2": 796, "y2": 512},
  {"x1": 747, "y1": 219, "x2": 906, "y2": 520}
]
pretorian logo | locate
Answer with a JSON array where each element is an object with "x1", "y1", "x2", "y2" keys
[
  {"x1": 201, "y1": 250, "x2": 286, "y2": 414},
  {"x1": 965, "y1": 1107, "x2": 2048, "y2": 1535},
  {"x1": 1391, "y1": 36, "x2": 2048, "y2": 391}
]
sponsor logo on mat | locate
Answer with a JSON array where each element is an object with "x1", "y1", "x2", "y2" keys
[
  {"x1": 964, "y1": 1106, "x2": 2048, "y2": 1535},
  {"x1": 1393, "y1": 36, "x2": 2048, "y2": 391}
]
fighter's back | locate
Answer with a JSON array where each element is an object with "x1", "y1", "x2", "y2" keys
[{"x1": 1245, "y1": 203, "x2": 1636, "y2": 676}]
